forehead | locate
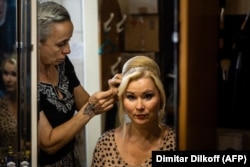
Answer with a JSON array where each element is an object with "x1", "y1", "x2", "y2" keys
[
  {"x1": 47, "y1": 21, "x2": 73, "y2": 41},
  {"x1": 127, "y1": 77, "x2": 157, "y2": 90},
  {"x1": 3, "y1": 61, "x2": 16, "y2": 71}
]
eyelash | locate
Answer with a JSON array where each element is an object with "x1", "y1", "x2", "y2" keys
[
  {"x1": 125, "y1": 93, "x2": 154, "y2": 101},
  {"x1": 145, "y1": 93, "x2": 154, "y2": 100},
  {"x1": 126, "y1": 95, "x2": 135, "y2": 100},
  {"x1": 57, "y1": 40, "x2": 69, "y2": 48},
  {"x1": 3, "y1": 71, "x2": 17, "y2": 77},
  {"x1": 57, "y1": 43, "x2": 66, "y2": 47}
]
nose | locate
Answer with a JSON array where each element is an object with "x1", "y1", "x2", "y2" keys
[
  {"x1": 136, "y1": 99, "x2": 145, "y2": 110},
  {"x1": 3, "y1": 74, "x2": 12, "y2": 83},
  {"x1": 62, "y1": 43, "x2": 71, "y2": 54}
]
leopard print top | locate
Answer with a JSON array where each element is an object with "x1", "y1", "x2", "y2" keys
[
  {"x1": 0, "y1": 97, "x2": 18, "y2": 152},
  {"x1": 91, "y1": 126, "x2": 176, "y2": 167}
]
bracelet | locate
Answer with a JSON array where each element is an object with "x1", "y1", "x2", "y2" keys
[{"x1": 83, "y1": 103, "x2": 95, "y2": 116}]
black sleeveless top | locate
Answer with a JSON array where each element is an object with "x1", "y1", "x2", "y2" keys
[{"x1": 38, "y1": 56, "x2": 80, "y2": 165}]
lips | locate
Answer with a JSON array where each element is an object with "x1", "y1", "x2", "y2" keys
[
  {"x1": 5, "y1": 84, "x2": 14, "y2": 87},
  {"x1": 135, "y1": 114, "x2": 147, "y2": 119}
]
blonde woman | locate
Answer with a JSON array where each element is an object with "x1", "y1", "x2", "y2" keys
[
  {"x1": 0, "y1": 55, "x2": 18, "y2": 152},
  {"x1": 91, "y1": 56, "x2": 176, "y2": 167}
]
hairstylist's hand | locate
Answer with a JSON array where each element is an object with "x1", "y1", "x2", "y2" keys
[
  {"x1": 108, "y1": 73, "x2": 122, "y2": 89},
  {"x1": 88, "y1": 89, "x2": 116, "y2": 115},
  {"x1": 108, "y1": 73, "x2": 122, "y2": 102}
]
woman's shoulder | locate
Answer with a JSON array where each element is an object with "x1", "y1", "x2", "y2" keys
[
  {"x1": 97, "y1": 129, "x2": 115, "y2": 143},
  {"x1": 94, "y1": 129, "x2": 116, "y2": 150},
  {"x1": 0, "y1": 97, "x2": 8, "y2": 112},
  {"x1": 161, "y1": 125, "x2": 176, "y2": 151},
  {"x1": 165, "y1": 125, "x2": 176, "y2": 136}
]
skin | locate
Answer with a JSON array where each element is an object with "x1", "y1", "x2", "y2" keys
[
  {"x1": 124, "y1": 77, "x2": 161, "y2": 126},
  {"x1": 39, "y1": 21, "x2": 73, "y2": 67},
  {"x1": 38, "y1": 20, "x2": 117, "y2": 154},
  {"x1": 2, "y1": 61, "x2": 17, "y2": 94},
  {"x1": 115, "y1": 77, "x2": 165, "y2": 166},
  {"x1": 1, "y1": 59, "x2": 17, "y2": 119}
]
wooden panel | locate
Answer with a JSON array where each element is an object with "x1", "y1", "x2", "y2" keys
[
  {"x1": 226, "y1": 0, "x2": 250, "y2": 15},
  {"x1": 99, "y1": 0, "x2": 123, "y2": 90},
  {"x1": 179, "y1": 0, "x2": 218, "y2": 150}
]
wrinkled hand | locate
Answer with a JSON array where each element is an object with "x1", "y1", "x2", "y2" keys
[
  {"x1": 84, "y1": 74, "x2": 122, "y2": 115},
  {"x1": 108, "y1": 73, "x2": 122, "y2": 92},
  {"x1": 88, "y1": 89, "x2": 116, "y2": 115}
]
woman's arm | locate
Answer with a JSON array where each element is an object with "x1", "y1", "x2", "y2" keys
[
  {"x1": 38, "y1": 89, "x2": 115, "y2": 154},
  {"x1": 74, "y1": 73, "x2": 122, "y2": 111},
  {"x1": 73, "y1": 85, "x2": 90, "y2": 111}
]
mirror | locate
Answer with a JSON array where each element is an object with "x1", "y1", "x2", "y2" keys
[
  {"x1": 0, "y1": 0, "x2": 34, "y2": 166},
  {"x1": 0, "y1": 0, "x2": 19, "y2": 165}
]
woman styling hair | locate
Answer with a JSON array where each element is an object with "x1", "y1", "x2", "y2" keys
[{"x1": 38, "y1": 1, "x2": 121, "y2": 166}]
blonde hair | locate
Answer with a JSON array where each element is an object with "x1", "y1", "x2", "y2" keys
[
  {"x1": 118, "y1": 56, "x2": 166, "y2": 134},
  {"x1": 0, "y1": 55, "x2": 17, "y2": 72}
]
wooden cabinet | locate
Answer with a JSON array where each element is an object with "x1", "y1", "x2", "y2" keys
[{"x1": 178, "y1": 0, "x2": 250, "y2": 150}]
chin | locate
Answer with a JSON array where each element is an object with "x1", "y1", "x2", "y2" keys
[{"x1": 6, "y1": 89, "x2": 16, "y2": 93}]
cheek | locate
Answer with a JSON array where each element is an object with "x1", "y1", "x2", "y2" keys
[
  {"x1": 40, "y1": 46, "x2": 58, "y2": 63},
  {"x1": 40, "y1": 42, "x2": 58, "y2": 54},
  {"x1": 13, "y1": 77, "x2": 18, "y2": 84},
  {"x1": 40, "y1": 46, "x2": 49, "y2": 59},
  {"x1": 148, "y1": 98, "x2": 161, "y2": 112},
  {"x1": 123, "y1": 99, "x2": 135, "y2": 113},
  {"x1": 2, "y1": 76, "x2": 7, "y2": 82}
]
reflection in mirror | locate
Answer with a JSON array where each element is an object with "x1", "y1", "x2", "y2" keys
[
  {"x1": 0, "y1": 53, "x2": 18, "y2": 166},
  {"x1": 0, "y1": 0, "x2": 33, "y2": 166},
  {"x1": 0, "y1": 0, "x2": 16, "y2": 96},
  {"x1": 0, "y1": 0, "x2": 18, "y2": 166}
]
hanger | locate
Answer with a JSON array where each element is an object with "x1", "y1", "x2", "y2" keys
[
  {"x1": 103, "y1": 13, "x2": 114, "y2": 32},
  {"x1": 116, "y1": 14, "x2": 127, "y2": 33},
  {"x1": 110, "y1": 56, "x2": 122, "y2": 75},
  {"x1": 99, "y1": 13, "x2": 118, "y2": 55}
]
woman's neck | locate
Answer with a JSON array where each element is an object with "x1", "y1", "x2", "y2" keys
[
  {"x1": 6, "y1": 91, "x2": 17, "y2": 103},
  {"x1": 39, "y1": 64, "x2": 58, "y2": 85},
  {"x1": 126, "y1": 123, "x2": 163, "y2": 142},
  {"x1": 5, "y1": 93, "x2": 18, "y2": 118},
  {"x1": 40, "y1": 63, "x2": 56, "y2": 76}
]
